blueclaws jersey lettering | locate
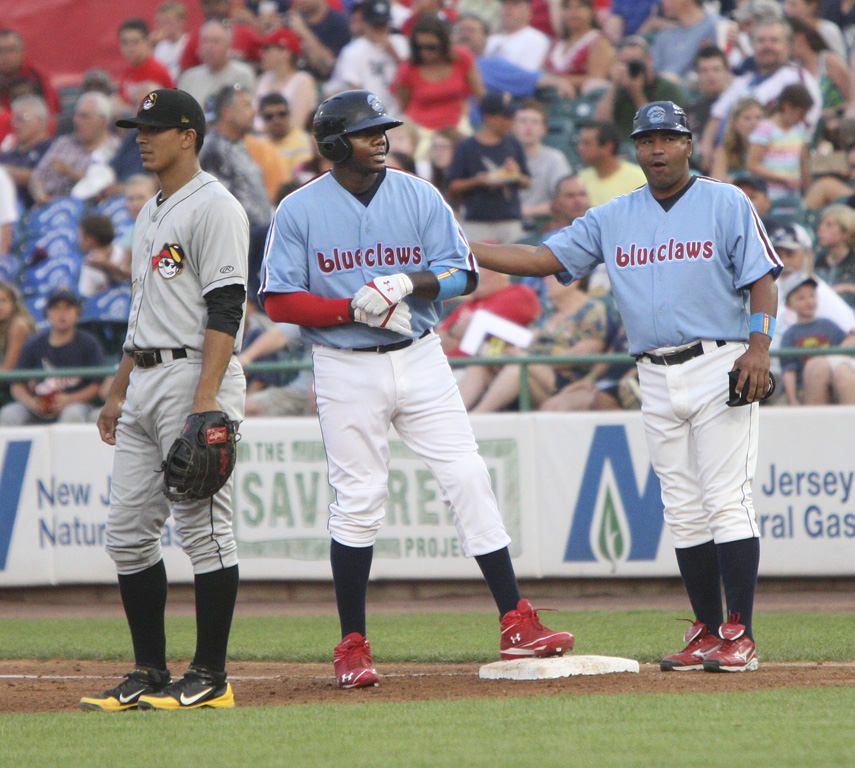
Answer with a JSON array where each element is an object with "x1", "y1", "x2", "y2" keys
[
  {"x1": 543, "y1": 177, "x2": 782, "y2": 355},
  {"x1": 259, "y1": 168, "x2": 476, "y2": 348}
]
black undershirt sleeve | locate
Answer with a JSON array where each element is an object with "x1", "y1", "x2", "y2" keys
[{"x1": 204, "y1": 283, "x2": 246, "y2": 337}]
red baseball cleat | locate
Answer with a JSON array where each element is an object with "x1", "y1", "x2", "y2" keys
[
  {"x1": 703, "y1": 620, "x2": 758, "y2": 672},
  {"x1": 660, "y1": 620, "x2": 722, "y2": 671},
  {"x1": 334, "y1": 632, "x2": 381, "y2": 689},
  {"x1": 500, "y1": 599, "x2": 574, "y2": 660}
]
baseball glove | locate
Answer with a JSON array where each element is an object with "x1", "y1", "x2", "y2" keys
[
  {"x1": 161, "y1": 411, "x2": 238, "y2": 501},
  {"x1": 726, "y1": 369, "x2": 777, "y2": 407}
]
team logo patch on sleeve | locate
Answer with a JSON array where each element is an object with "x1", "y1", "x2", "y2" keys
[{"x1": 152, "y1": 244, "x2": 185, "y2": 279}]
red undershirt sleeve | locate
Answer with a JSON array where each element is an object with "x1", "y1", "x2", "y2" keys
[{"x1": 264, "y1": 291, "x2": 353, "y2": 327}]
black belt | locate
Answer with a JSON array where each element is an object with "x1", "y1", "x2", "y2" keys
[
  {"x1": 132, "y1": 348, "x2": 188, "y2": 368},
  {"x1": 352, "y1": 329, "x2": 430, "y2": 354},
  {"x1": 637, "y1": 340, "x2": 727, "y2": 366}
]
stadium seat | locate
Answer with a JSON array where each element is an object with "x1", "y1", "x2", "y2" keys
[
  {"x1": 80, "y1": 284, "x2": 132, "y2": 322},
  {"x1": 20, "y1": 253, "x2": 81, "y2": 297},
  {"x1": 77, "y1": 285, "x2": 132, "y2": 365},
  {"x1": 92, "y1": 194, "x2": 134, "y2": 238},
  {"x1": 0, "y1": 255, "x2": 21, "y2": 283}
]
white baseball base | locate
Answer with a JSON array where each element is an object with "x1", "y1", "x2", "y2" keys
[{"x1": 478, "y1": 656, "x2": 640, "y2": 680}]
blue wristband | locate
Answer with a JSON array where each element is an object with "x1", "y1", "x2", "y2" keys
[
  {"x1": 749, "y1": 312, "x2": 776, "y2": 338},
  {"x1": 430, "y1": 265, "x2": 469, "y2": 301}
]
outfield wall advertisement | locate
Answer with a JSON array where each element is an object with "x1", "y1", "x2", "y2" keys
[{"x1": 0, "y1": 408, "x2": 852, "y2": 586}]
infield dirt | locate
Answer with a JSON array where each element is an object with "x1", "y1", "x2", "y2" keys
[{"x1": 2, "y1": 579, "x2": 854, "y2": 713}]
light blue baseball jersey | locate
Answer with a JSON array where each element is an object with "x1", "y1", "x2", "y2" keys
[
  {"x1": 259, "y1": 168, "x2": 477, "y2": 348},
  {"x1": 543, "y1": 177, "x2": 783, "y2": 355}
]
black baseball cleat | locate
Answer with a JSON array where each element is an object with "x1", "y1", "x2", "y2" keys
[
  {"x1": 137, "y1": 666, "x2": 234, "y2": 710},
  {"x1": 80, "y1": 666, "x2": 171, "y2": 712}
]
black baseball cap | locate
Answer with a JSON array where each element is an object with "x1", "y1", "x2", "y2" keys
[
  {"x1": 361, "y1": 0, "x2": 391, "y2": 25},
  {"x1": 46, "y1": 286, "x2": 81, "y2": 310},
  {"x1": 480, "y1": 91, "x2": 518, "y2": 118},
  {"x1": 116, "y1": 89, "x2": 206, "y2": 136},
  {"x1": 732, "y1": 173, "x2": 768, "y2": 195}
]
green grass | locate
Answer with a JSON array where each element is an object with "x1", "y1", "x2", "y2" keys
[
  {"x1": 1, "y1": 610, "x2": 853, "y2": 662},
  {"x1": 2, "y1": 689, "x2": 854, "y2": 768}
]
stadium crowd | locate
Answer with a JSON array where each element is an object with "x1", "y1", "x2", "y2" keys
[{"x1": 1, "y1": 0, "x2": 855, "y2": 420}]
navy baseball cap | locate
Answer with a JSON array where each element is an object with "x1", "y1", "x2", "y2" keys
[
  {"x1": 116, "y1": 89, "x2": 206, "y2": 136},
  {"x1": 480, "y1": 91, "x2": 518, "y2": 118},
  {"x1": 361, "y1": 0, "x2": 392, "y2": 25},
  {"x1": 630, "y1": 101, "x2": 691, "y2": 138},
  {"x1": 732, "y1": 173, "x2": 768, "y2": 195},
  {"x1": 46, "y1": 286, "x2": 81, "y2": 310}
]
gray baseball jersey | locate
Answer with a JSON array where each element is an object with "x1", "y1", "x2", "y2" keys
[{"x1": 125, "y1": 171, "x2": 249, "y2": 355}]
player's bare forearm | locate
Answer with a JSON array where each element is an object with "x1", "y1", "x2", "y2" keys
[
  {"x1": 732, "y1": 271, "x2": 778, "y2": 401},
  {"x1": 471, "y1": 241, "x2": 562, "y2": 276},
  {"x1": 192, "y1": 328, "x2": 236, "y2": 413},
  {"x1": 98, "y1": 354, "x2": 134, "y2": 444}
]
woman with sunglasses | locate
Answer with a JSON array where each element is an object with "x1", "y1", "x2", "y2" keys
[
  {"x1": 393, "y1": 13, "x2": 485, "y2": 158},
  {"x1": 254, "y1": 27, "x2": 317, "y2": 133}
]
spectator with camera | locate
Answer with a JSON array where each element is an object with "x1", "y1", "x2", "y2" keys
[{"x1": 593, "y1": 35, "x2": 689, "y2": 143}]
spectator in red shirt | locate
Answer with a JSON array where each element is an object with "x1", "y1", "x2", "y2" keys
[
  {"x1": 117, "y1": 19, "x2": 176, "y2": 111},
  {"x1": 180, "y1": 0, "x2": 265, "y2": 70},
  {"x1": 394, "y1": 13, "x2": 485, "y2": 158},
  {"x1": 0, "y1": 29, "x2": 61, "y2": 115}
]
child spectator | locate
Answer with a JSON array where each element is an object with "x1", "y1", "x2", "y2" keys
[
  {"x1": 0, "y1": 287, "x2": 104, "y2": 425},
  {"x1": 814, "y1": 203, "x2": 855, "y2": 311},
  {"x1": 779, "y1": 274, "x2": 855, "y2": 405},
  {"x1": 710, "y1": 96, "x2": 763, "y2": 183},
  {"x1": 77, "y1": 213, "x2": 130, "y2": 298},
  {"x1": 513, "y1": 98, "x2": 572, "y2": 227},
  {"x1": 445, "y1": 90, "x2": 530, "y2": 244},
  {"x1": 419, "y1": 126, "x2": 464, "y2": 204},
  {"x1": 0, "y1": 280, "x2": 36, "y2": 406},
  {"x1": 118, "y1": 174, "x2": 158, "y2": 267},
  {"x1": 745, "y1": 84, "x2": 813, "y2": 201}
]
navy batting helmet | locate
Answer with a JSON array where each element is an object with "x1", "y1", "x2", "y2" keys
[
  {"x1": 313, "y1": 90, "x2": 403, "y2": 163},
  {"x1": 630, "y1": 101, "x2": 691, "y2": 139}
]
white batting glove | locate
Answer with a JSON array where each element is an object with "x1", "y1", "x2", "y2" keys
[
  {"x1": 353, "y1": 302, "x2": 412, "y2": 336},
  {"x1": 352, "y1": 273, "x2": 414, "y2": 315}
]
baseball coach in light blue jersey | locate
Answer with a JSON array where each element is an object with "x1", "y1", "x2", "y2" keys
[{"x1": 472, "y1": 100, "x2": 782, "y2": 674}]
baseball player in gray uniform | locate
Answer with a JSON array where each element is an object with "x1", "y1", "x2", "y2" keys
[
  {"x1": 80, "y1": 89, "x2": 249, "y2": 711},
  {"x1": 259, "y1": 90, "x2": 573, "y2": 689},
  {"x1": 471, "y1": 102, "x2": 782, "y2": 673}
]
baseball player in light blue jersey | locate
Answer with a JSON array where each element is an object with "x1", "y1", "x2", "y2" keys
[
  {"x1": 259, "y1": 90, "x2": 573, "y2": 689},
  {"x1": 473, "y1": 101, "x2": 782, "y2": 673}
]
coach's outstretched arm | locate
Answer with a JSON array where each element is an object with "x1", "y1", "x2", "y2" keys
[{"x1": 471, "y1": 241, "x2": 564, "y2": 277}]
